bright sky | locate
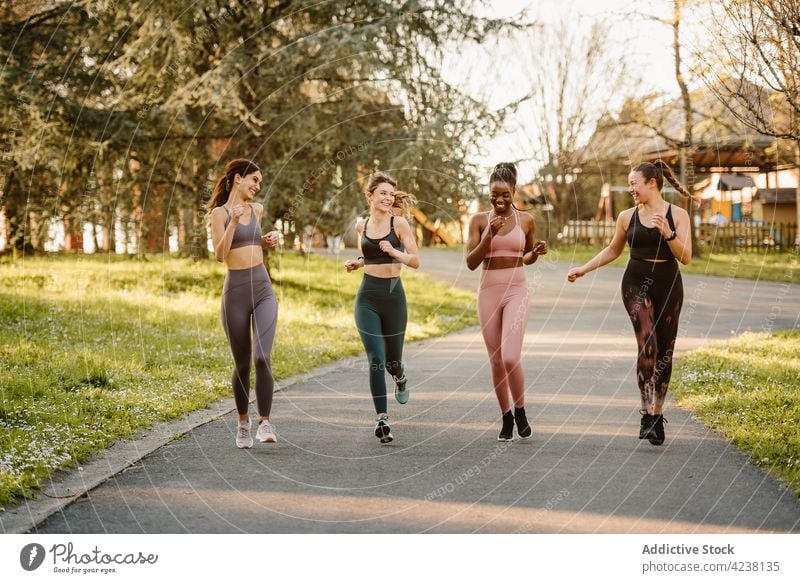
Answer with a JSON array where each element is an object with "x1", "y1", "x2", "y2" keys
[{"x1": 442, "y1": 0, "x2": 710, "y2": 185}]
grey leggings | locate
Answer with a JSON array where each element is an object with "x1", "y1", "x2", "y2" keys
[{"x1": 221, "y1": 264, "x2": 278, "y2": 417}]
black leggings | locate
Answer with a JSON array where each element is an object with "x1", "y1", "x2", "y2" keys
[
  {"x1": 354, "y1": 274, "x2": 407, "y2": 414},
  {"x1": 621, "y1": 259, "x2": 683, "y2": 411},
  {"x1": 221, "y1": 264, "x2": 278, "y2": 417}
]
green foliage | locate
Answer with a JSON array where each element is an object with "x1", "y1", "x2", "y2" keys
[
  {"x1": 0, "y1": 253, "x2": 477, "y2": 506},
  {"x1": 673, "y1": 330, "x2": 800, "y2": 496},
  {"x1": 0, "y1": 2, "x2": 519, "y2": 253}
]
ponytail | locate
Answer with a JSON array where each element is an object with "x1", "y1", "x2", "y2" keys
[
  {"x1": 633, "y1": 159, "x2": 691, "y2": 199},
  {"x1": 205, "y1": 158, "x2": 260, "y2": 220},
  {"x1": 653, "y1": 159, "x2": 691, "y2": 199},
  {"x1": 391, "y1": 190, "x2": 417, "y2": 219}
]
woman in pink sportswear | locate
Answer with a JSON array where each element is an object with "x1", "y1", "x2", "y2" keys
[{"x1": 466, "y1": 163, "x2": 548, "y2": 441}]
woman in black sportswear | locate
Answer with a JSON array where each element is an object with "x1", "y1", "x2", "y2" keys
[
  {"x1": 345, "y1": 172, "x2": 420, "y2": 444},
  {"x1": 567, "y1": 160, "x2": 692, "y2": 445}
]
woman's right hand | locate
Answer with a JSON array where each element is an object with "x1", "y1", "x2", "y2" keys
[
  {"x1": 489, "y1": 215, "x2": 506, "y2": 237},
  {"x1": 483, "y1": 215, "x2": 506, "y2": 239},
  {"x1": 345, "y1": 259, "x2": 361, "y2": 272},
  {"x1": 230, "y1": 204, "x2": 246, "y2": 223},
  {"x1": 567, "y1": 266, "x2": 586, "y2": 282}
]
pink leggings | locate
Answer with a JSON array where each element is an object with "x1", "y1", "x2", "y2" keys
[{"x1": 477, "y1": 267, "x2": 530, "y2": 413}]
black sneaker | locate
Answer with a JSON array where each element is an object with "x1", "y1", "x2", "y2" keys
[
  {"x1": 514, "y1": 407, "x2": 532, "y2": 440},
  {"x1": 648, "y1": 415, "x2": 667, "y2": 446},
  {"x1": 374, "y1": 414, "x2": 393, "y2": 444},
  {"x1": 639, "y1": 413, "x2": 657, "y2": 440},
  {"x1": 498, "y1": 410, "x2": 514, "y2": 442}
]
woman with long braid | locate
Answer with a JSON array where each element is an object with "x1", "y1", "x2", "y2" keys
[
  {"x1": 567, "y1": 160, "x2": 692, "y2": 445},
  {"x1": 466, "y1": 163, "x2": 548, "y2": 441},
  {"x1": 345, "y1": 172, "x2": 420, "y2": 444},
  {"x1": 209, "y1": 159, "x2": 282, "y2": 449}
]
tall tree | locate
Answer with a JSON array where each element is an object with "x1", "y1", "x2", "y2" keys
[
  {"x1": 514, "y1": 15, "x2": 627, "y2": 229},
  {"x1": 698, "y1": 0, "x2": 800, "y2": 244},
  {"x1": 1, "y1": 1, "x2": 517, "y2": 254}
]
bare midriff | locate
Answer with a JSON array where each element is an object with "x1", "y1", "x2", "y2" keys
[
  {"x1": 364, "y1": 264, "x2": 403, "y2": 278},
  {"x1": 225, "y1": 244, "x2": 264, "y2": 270},
  {"x1": 483, "y1": 256, "x2": 524, "y2": 270}
]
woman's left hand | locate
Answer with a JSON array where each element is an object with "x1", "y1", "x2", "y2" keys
[
  {"x1": 378, "y1": 240, "x2": 397, "y2": 257},
  {"x1": 533, "y1": 240, "x2": 548, "y2": 255},
  {"x1": 262, "y1": 231, "x2": 281, "y2": 248}
]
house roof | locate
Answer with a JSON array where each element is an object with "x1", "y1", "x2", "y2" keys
[
  {"x1": 718, "y1": 174, "x2": 755, "y2": 190},
  {"x1": 576, "y1": 80, "x2": 778, "y2": 170},
  {"x1": 754, "y1": 188, "x2": 797, "y2": 204}
]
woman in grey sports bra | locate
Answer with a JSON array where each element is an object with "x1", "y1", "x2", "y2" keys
[{"x1": 208, "y1": 159, "x2": 282, "y2": 449}]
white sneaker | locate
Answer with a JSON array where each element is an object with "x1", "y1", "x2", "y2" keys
[
  {"x1": 236, "y1": 418, "x2": 253, "y2": 449},
  {"x1": 256, "y1": 420, "x2": 277, "y2": 443},
  {"x1": 374, "y1": 414, "x2": 393, "y2": 444}
]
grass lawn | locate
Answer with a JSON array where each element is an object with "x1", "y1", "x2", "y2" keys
[
  {"x1": 0, "y1": 252, "x2": 477, "y2": 507},
  {"x1": 672, "y1": 330, "x2": 800, "y2": 496},
  {"x1": 550, "y1": 245, "x2": 799, "y2": 283}
]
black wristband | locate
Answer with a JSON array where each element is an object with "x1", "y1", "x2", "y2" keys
[{"x1": 665, "y1": 230, "x2": 677, "y2": 242}]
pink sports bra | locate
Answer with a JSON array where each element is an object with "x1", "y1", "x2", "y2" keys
[{"x1": 485, "y1": 211, "x2": 525, "y2": 258}]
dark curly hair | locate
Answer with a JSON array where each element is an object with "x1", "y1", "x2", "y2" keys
[{"x1": 489, "y1": 162, "x2": 517, "y2": 189}]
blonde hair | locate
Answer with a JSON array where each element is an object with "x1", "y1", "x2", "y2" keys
[{"x1": 391, "y1": 191, "x2": 417, "y2": 219}]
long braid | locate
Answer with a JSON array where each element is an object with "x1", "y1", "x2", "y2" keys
[{"x1": 653, "y1": 159, "x2": 692, "y2": 199}]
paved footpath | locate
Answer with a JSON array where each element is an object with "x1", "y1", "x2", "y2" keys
[{"x1": 11, "y1": 249, "x2": 800, "y2": 533}]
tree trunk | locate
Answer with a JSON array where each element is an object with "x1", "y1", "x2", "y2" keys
[
  {"x1": 119, "y1": 208, "x2": 130, "y2": 254},
  {"x1": 63, "y1": 213, "x2": 83, "y2": 252},
  {"x1": 179, "y1": 207, "x2": 194, "y2": 254},
  {"x1": 795, "y1": 141, "x2": 800, "y2": 249},
  {"x1": 674, "y1": 0, "x2": 701, "y2": 258},
  {"x1": 102, "y1": 207, "x2": 115, "y2": 253},
  {"x1": 191, "y1": 204, "x2": 206, "y2": 261},
  {"x1": 28, "y1": 210, "x2": 43, "y2": 251}
]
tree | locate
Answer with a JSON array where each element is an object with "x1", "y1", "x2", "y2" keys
[
  {"x1": 1, "y1": 1, "x2": 517, "y2": 254},
  {"x1": 514, "y1": 15, "x2": 627, "y2": 229},
  {"x1": 697, "y1": 0, "x2": 800, "y2": 244}
]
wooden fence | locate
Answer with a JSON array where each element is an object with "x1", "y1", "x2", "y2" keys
[
  {"x1": 698, "y1": 222, "x2": 797, "y2": 253},
  {"x1": 556, "y1": 220, "x2": 616, "y2": 246},
  {"x1": 556, "y1": 220, "x2": 798, "y2": 253}
]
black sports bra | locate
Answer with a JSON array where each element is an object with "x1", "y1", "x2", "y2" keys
[
  {"x1": 223, "y1": 204, "x2": 262, "y2": 249},
  {"x1": 626, "y1": 205, "x2": 676, "y2": 261},
  {"x1": 361, "y1": 216, "x2": 404, "y2": 265}
]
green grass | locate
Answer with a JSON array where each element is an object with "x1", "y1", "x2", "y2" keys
[
  {"x1": 551, "y1": 245, "x2": 799, "y2": 283},
  {"x1": 672, "y1": 330, "x2": 800, "y2": 496},
  {"x1": 0, "y1": 252, "x2": 477, "y2": 507}
]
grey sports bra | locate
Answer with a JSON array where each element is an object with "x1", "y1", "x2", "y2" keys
[{"x1": 223, "y1": 204, "x2": 262, "y2": 249}]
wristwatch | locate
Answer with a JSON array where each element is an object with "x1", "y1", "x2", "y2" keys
[{"x1": 665, "y1": 230, "x2": 677, "y2": 242}]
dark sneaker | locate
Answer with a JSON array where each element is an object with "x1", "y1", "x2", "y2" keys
[
  {"x1": 648, "y1": 415, "x2": 667, "y2": 446},
  {"x1": 374, "y1": 414, "x2": 393, "y2": 444},
  {"x1": 394, "y1": 374, "x2": 409, "y2": 404},
  {"x1": 514, "y1": 407, "x2": 532, "y2": 440},
  {"x1": 639, "y1": 413, "x2": 657, "y2": 440},
  {"x1": 498, "y1": 410, "x2": 515, "y2": 442}
]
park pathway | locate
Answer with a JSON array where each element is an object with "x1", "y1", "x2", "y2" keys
[{"x1": 21, "y1": 249, "x2": 800, "y2": 533}]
